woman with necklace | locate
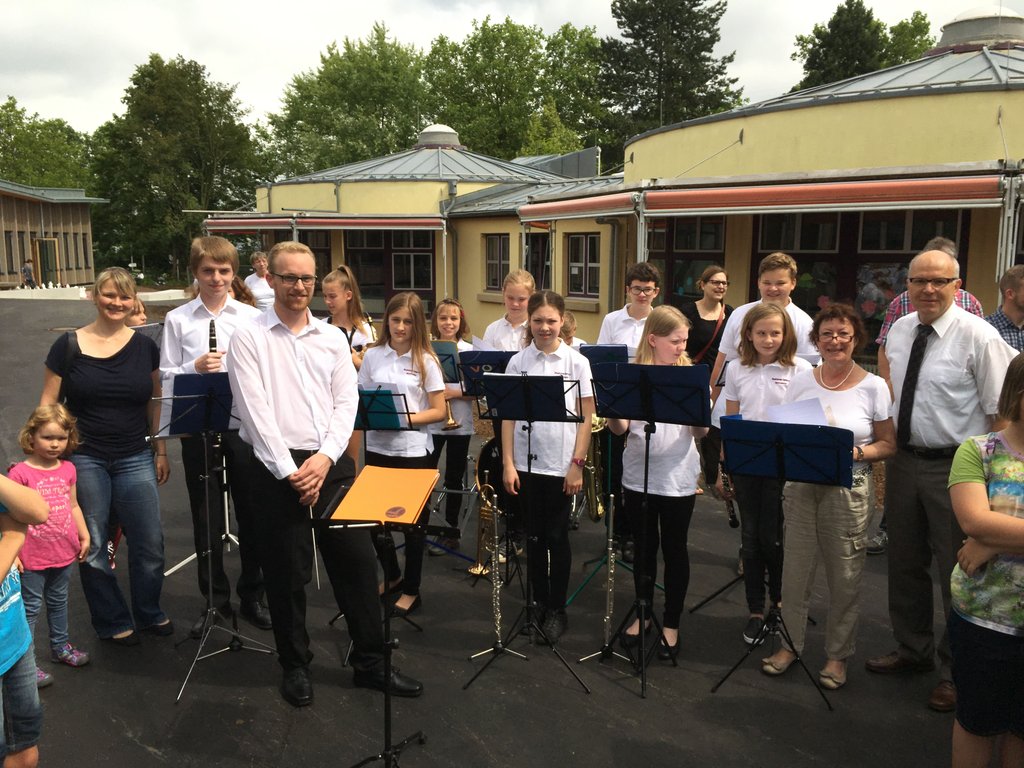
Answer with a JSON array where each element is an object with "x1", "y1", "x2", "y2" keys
[
  {"x1": 679, "y1": 265, "x2": 732, "y2": 490},
  {"x1": 760, "y1": 303, "x2": 895, "y2": 690}
]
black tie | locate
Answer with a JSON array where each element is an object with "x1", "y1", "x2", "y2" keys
[{"x1": 896, "y1": 324, "x2": 934, "y2": 449}]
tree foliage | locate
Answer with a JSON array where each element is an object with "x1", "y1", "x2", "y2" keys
[
  {"x1": 0, "y1": 97, "x2": 92, "y2": 189},
  {"x1": 268, "y1": 23, "x2": 426, "y2": 177},
  {"x1": 520, "y1": 98, "x2": 583, "y2": 156},
  {"x1": 90, "y1": 54, "x2": 260, "y2": 272},
  {"x1": 600, "y1": 0, "x2": 743, "y2": 160},
  {"x1": 792, "y1": 1, "x2": 935, "y2": 91}
]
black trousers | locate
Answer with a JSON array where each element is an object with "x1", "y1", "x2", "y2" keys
[
  {"x1": 367, "y1": 451, "x2": 433, "y2": 597},
  {"x1": 731, "y1": 474, "x2": 785, "y2": 614},
  {"x1": 624, "y1": 489, "x2": 695, "y2": 630},
  {"x1": 180, "y1": 432, "x2": 263, "y2": 608},
  {"x1": 249, "y1": 451, "x2": 383, "y2": 672},
  {"x1": 517, "y1": 472, "x2": 572, "y2": 612}
]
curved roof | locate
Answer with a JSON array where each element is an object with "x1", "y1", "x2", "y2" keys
[
  {"x1": 627, "y1": 39, "x2": 1024, "y2": 149},
  {"x1": 275, "y1": 146, "x2": 567, "y2": 186}
]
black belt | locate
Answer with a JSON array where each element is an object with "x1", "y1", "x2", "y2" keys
[
  {"x1": 902, "y1": 445, "x2": 957, "y2": 460},
  {"x1": 290, "y1": 448, "x2": 319, "y2": 461}
]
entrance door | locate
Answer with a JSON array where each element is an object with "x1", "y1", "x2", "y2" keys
[{"x1": 33, "y1": 238, "x2": 60, "y2": 285}]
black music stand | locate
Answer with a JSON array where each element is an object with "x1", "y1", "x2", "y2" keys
[
  {"x1": 163, "y1": 373, "x2": 274, "y2": 703},
  {"x1": 585, "y1": 363, "x2": 710, "y2": 697},
  {"x1": 463, "y1": 373, "x2": 590, "y2": 694},
  {"x1": 710, "y1": 414, "x2": 852, "y2": 710}
]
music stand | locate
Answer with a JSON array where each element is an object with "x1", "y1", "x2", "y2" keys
[
  {"x1": 321, "y1": 466, "x2": 442, "y2": 768},
  {"x1": 161, "y1": 373, "x2": 274, "y2": 703},
  {"x1": 710, "y1": 414, "x2": 852, "y2": 710},
  {"x1": 463, "y1": 373, "x2": 590, "y2": 694},
  {"x1": 585, "y1": 363, "x2": 710, "y2": 698}
]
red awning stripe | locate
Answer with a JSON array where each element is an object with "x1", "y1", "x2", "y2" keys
[
  {"x1": 644, "y1": 176, "x2": 1004, "y2": 215},
  {"x1": 518, "y1": 192, "x2": 638, "y2": 222}
]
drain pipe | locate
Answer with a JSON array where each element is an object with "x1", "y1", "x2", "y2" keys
[{"x1": 595, "y1": 216, "x2": 620, "y2": 314}]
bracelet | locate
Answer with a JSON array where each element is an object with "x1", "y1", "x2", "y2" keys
[{"x1": 855, "y1": 445, "x2": 865, "y2": 461}]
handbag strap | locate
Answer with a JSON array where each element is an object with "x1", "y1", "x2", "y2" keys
[
  {"x1": 57, "y1": 330, "x2": 80, "y2": 404},
  {"x1": 692, "y1": 305, "x2": 726, "y2": 364}
]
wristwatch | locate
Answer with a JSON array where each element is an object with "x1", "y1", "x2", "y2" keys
[
  {"x1": 571, "y1": 457, "x2": 586, "y2": 468},
  {"x1": 855, "y1": 445, "x2": 865, "y2": 461}
]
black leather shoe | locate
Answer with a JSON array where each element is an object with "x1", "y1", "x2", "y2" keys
[
  {"x1": 280, "y1": 667, "x2": 313, "y2": 707},
  {"x1": 390, "y1": 594, "x2": 422, "y2": 619},
  {"x1": 353, "y1": 667, "x2": 424, "y2": 697},
  {"x1": 620, "y1": 538, "x2": 636, "y2": 564},
  {"x1": 657, "y1": 638, "x2": 680, "y2": 661},
  {"x1": 190, "y1": 604, "x2": 233, "y2": 639},
  {"x1": 240, "y1": 600, "x2": 273, "y2": 630}
]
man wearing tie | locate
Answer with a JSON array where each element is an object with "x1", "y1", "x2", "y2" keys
[
  {"x1": 865, "y1": 248, "x2": 1016, "y2": 712},
  {"x1": 227, "y1": 240, "x2": 423, "y2": 707},
  {"x1": 160, "y1": 236, "x2": 270, "y2": 637}
]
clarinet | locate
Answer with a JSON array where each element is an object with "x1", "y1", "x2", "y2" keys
[{"x1": 209, "y1": 319, "x2": 226, "y2": 486}]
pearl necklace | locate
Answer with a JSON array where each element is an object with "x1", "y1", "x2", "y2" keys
[{"x1": 818, "y1": 362, "x2": 856, "y2": 390}]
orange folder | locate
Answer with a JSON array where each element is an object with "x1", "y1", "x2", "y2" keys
[{"x1": 330, "y1": 465, "x2": 439, "y2": 525}]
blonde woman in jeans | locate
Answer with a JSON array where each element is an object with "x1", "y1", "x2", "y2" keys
[{"x1": 761, "y1": 304, "x2": 895, "y2": 689}]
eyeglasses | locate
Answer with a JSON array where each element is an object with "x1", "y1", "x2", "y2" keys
[
  {"x1": 272, "y1": 273, "x2": 317, "y2": 287},
  {"x1": 818, "y1": 331, "x2": 854, "y2": 342},
  {"x1": 629, "y1": 286, "x2": 658, "y2": 296},
  {"x1": 706, "y1": 280, "x2": 729, "y2": 287},
  {"x1": 907, "y1": 277, "x2": 957, "y2": 288}
]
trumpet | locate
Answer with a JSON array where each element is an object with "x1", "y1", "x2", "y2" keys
[{"x1": 443, "y1": 399, "x2": 460, "y2": 431}]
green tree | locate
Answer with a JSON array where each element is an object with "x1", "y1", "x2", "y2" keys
[
  {"x1": 90, "y1": 54, "x2": 260, "y2": 272},
  {"x1": 519, "y1": 98, "x2": 583, "y2": 156},
  {"x1": 0, "y1": 97, "x2": 92, "y2": 188},
  {"x1": 268, "y1": 23, "x2": 426, "y2": 177},
  {"x1": 792, "y1": 1, "x2": 935, "y2": 91},
  {"x1": 600, "y1": 0, "x2": 742, "y2": 164},
  {"x1": 541, "y1": 24, "x2": 607, "y2": 148},
  {"x1": 425, "y1": 17, "x2": 547, "y2": 159}
]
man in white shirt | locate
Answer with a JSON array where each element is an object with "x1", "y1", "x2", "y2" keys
[
  {"x1": 227, "y1": 241, "x2": 422, "y2": 707},
  {"x1": 160, "y1": 237, "x2": 270, "y2": 638},
  {"x1": 865, "y1": 248, "x2": 1016, "y2": 713}
]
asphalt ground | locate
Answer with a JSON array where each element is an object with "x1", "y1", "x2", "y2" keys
[{"x1": 0, "y1": 298, "x2": 952, "y2": 767}]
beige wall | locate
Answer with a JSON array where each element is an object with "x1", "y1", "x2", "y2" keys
[
  {"x1": 450, "y1": 216, "x2": 523, "y2": 336},
  {"x1": 257, "y1": 180, "x2": 497, "y2": 216},
  {"x1": 626, "y1": 92, "x2": 1024, "y2": 184}
]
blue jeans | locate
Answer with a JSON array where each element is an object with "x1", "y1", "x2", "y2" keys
[
  {"x1": 20, "y1": 565, "x2": 72, "y2": 648},
  {"x1": 0, "y1": 647, "x2": 42, "y2": 759},
  {"x1": 72, "y1": 451, "x2": 167, "y2": 637}
]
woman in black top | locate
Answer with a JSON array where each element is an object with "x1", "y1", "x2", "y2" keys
[
  {"x1": 41, "y1": 268, "x2": 171, "y2": 644},
  {"x1": 679, "y1": 265, "x2": 732, "y2": 487}
]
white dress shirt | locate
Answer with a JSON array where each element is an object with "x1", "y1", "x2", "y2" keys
[
  {"x1": 505, "y1": 341, "x2": 594, "y2": 477},
  {"x1": 244, "y1": 272, "x2": 275, "y2": 311},
  {"x1": 622, "y1": 420, "x2": 702, "y2": 496},
  {"x1": 483, "y1": 316, "x2": 527, "y2": 351},
  {"x1": 722, "y1": 357, "x2": 813, "y2": 421},
  {"x1": 357, "y1": 344, "x2": 445, "y2": 457},
  {"x1": 887, "y1": 305, "x2": 1016, "y2": 449},
  {"x1": 160, "y1": 296, "x2": 262, "y2": 430},
  {"x1": 597, "y1": 304, "x2": 648, "y2": 355},
  {"x1": 227, "y1": 309, "x2": 358, "y2": 480}
]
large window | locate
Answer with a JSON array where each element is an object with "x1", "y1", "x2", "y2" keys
[
  {"x1": 524, "y1": 233, "x2": 552, "y2": 289},
  {"x1": 3, "y1": 231, "x2": 12, "y2": 273},
  {"x1": 484, "y1": 234, "x2": 510, "y2": 291},
  {"x1": 346, "y1": 231, "x2": 383, "y2": 249},
  {"x1": 392, "y1": 252, "x2": 432, "y2": 290},
  {"x1": 566, "y1": 233, "x2": 600, "y2": 297},
  {"x1": 760, "y1": 213, "x2": 839, "y2": 252},
  {"x1": 392, "y1": 230, "x2": 433, "y2": 249},
  {"x1": 860, "y1": 210, "x2": 960, "y2": 252},
  {"x1": 674, "y1": 216, "x2": 724, "y2": 252}
]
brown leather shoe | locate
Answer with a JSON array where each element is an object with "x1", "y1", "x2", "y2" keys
[
  {"x1": 864, "y1": 651, "x2": 935, "y2": 674},
  {"x1": 928, "y1": 680, "x2": 956, "y2": 712}
]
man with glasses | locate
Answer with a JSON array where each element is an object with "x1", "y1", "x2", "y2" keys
[
  {"x1": 597, "y1": 262, "x2": 662, "y2": 563},
  {"x1": 228, "y1": 241, "x2": 422, "y2": 707},
  {"x1": 865, "y1": 247, "x2": 1015, "y2": 713}
]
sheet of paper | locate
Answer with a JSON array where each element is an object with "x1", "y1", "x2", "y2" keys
[
  {"x1": 765, "y1": 397, "x2": 828, "y2": 426},
  {"x1": 472, "y1": 336, "x2": 496, "y2": 351}
]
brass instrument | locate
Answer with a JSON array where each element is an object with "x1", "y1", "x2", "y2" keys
[
  {"x1": 578, "y1": 415, "x2": 607, "y2": 524},
  {"x1": 431, "y1": 338, "x2": 462, "y2": 431},
  {"x1": 468, "y1": 472, "x2": 498, "y2": 577},
  {"x1": 443, "y1": 400, "x2": 460, "y2": 431}
]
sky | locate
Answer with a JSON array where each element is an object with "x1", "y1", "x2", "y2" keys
[{"x1": 0, "y1": 0, "x2": 1009, "y2": 134}]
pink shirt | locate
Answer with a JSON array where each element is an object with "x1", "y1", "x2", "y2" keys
[{"x1": 8, "y1": 461, "x2": 79, "y2": 569}]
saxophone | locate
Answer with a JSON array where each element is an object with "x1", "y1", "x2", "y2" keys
[
  {"x1": 583, "y1": 416, "x2": 606, "y2": 523},
  {"x1": 467, "y1": 473, "x2": 498, "y2": 577}
]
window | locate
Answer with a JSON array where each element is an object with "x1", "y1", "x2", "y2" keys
[
  {"x1": 392, "y1": 252, "x2": 433, "y2": 290},
  {"x1": 674, "y1": 217, "x2": 724, "y2": 252},
  {"x1": 81, "y1": 234, "x2": 91, "y2": 267},
  {"x1": 63, "y1": 234, "x2": 71, "y2": 269},
  {"x1": 647, "y1": 221, "x2": 667, "y2": 253},
  {"x1": 345, "y1": 230, "x2": 383, "y2": 249},
  {"x1": 524, "y1": 233, "x2": 552, "y2": 290},
  {"x1": 566, "y1": 233, "x2": 600, "y2": 297},
  {"x1": 3, "y1": 231, "x2": 12, "y2": 273},
  {"x1": 860, "y1": 210, "x2": 960, "y2": 252},
  {"x1": 760, "y1": 213, "x2": 839, "y2": 252},
  {"x1": 484, "y1": 234, "x2": 510, "y2": 291},
  {"x1": 392, "y1": 231, "x2": 433, "y2": 249}
]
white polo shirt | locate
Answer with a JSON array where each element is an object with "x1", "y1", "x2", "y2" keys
[
  {"x1": 622, "y1": 420, "x2": 702, "y2": 497},
  {"x1": 427, "y1": 339, "x2": 475, "y2": 437},
  {"x1": 358, "y1": 344, "x2": 445, "y2": 457},
  {"x1": 721, "y1": 357, "x2": 813, "y2": 421},
  {"x1": 483, "y1": 316, "x2": 527, "y2": 351},
  {"x1": 597, "y1": 304, "x2": 648, "y2": 355},
  {"x1": 505, "y1": 341, "x2": 594, "y2": 477}
]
